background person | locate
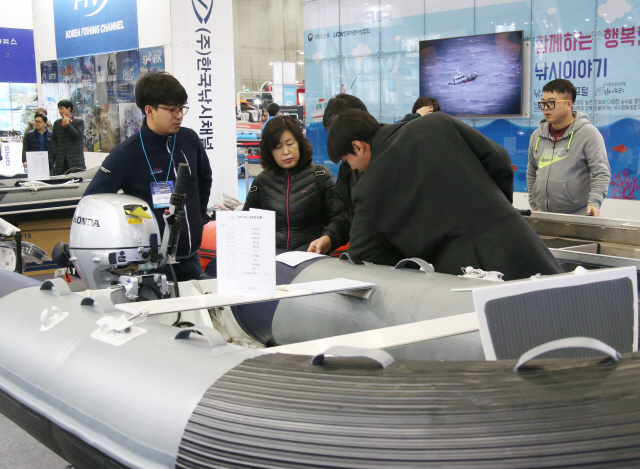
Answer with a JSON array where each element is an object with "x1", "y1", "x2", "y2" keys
[
  {"x1": 84, "y1": 71, "x2": 212, "y2": 281},
  {"x1": 261, "y1": 102, "x2": 281, "y2": 131},
  {"x1": 22, "y1": 113, "x2": 52, "y2": 173},
  {"x1": 327, "y1": 109, "x2": 563, "y2": 280},
  {"x1": 22, "y1": 108, "x2": 52, "y2": 142},
  {"x1": 307, "y1": 94, "x2": 369, "y2": 255},
  {"x1": 244, "y1": 115, "x2": 335, "y2": 251},
  {"x1": 50, "y1": 99, "x2": 85, "y2": 175},
  {"x1": 401, "y1": 97, "x2": 440, "y2": 122},
  {"x1": 527, "y1": 79, "x2": 610, "y2": 216}
]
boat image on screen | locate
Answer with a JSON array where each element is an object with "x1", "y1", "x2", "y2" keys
[
  {"x1": 448, "y1": 68, "x2": 479, "y2": 85},
  {"x1": 420, "y1": 31, "x2": 523, "y2": 116}
]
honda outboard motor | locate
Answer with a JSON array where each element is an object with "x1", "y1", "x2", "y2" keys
[
  {"x1": 68, "y1": 193, "x2": 161, "y2": 289},
  {"x1": 67, "y1": 163, "x2": 192, "y2": 297}
]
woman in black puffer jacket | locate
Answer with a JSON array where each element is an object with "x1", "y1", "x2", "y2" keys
[{"x1": 243, "y1": 116, "x2": 335, "y2": 251}]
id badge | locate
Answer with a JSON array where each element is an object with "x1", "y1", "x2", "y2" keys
[{"x1": 151, "y1": 181, "x2": 174, "y2": 208}]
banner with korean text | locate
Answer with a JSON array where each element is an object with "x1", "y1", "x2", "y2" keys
[
  {"x1": 53, "y1": 0, "x2": 139, "y2": 59},
  {"x1": 170, "y1": 0, "x2": 237, "y2": 204}
]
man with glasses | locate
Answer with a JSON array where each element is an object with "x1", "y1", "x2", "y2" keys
[
  {"x1": 527, "y1": 79, "x2": 610, "y2": 216},
  {"x1": 85, "y1": 72, "x2": 212, "y2": 281},
  {"x1": 22, "y1": 113, "x2": 53, "y2": 174}
]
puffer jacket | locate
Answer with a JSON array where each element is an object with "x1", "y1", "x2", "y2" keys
[
  {"x1": 243, "y1": 161, "x2": 335, "y2": 250},
  {"x1": 51, "y1": 117, "x2": 86, "y2": 174}
]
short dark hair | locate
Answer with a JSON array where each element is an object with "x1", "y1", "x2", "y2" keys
[
  {"x1": 58, "y1": 99, "x2": 73, "y2": 111},
  {"x1": 135, "y1": 71, "x2": 188, "y2": 114},
  {"x1": 411, "y1": 97, "x2": 440, "y2": 114},
  {"x1": 260, "y1": 116, "x2": 313, "y2": 171},
  {"x1": 267, "y1": 102, "x2": 280, "y2": 117},
  {"x1": 323, "y1": 94, "x2": 368, "y2": 130},
  {"x1": 327, "y1": 109, "x2": 380, "y2": 164},
  {"x1": 34, "y1": 113, "x2": 47, "y2": 123},
  {"x1": 543, "y1": 79, "x2": 576, "y2": 102},
  {"x1": 36, "y1": 107, "x2": 47, "y2": 115}
]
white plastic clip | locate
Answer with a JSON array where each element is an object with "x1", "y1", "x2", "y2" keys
[
  {"x1": 40, "y1": 306, "x2": 69, "y2": 332},
  {"x1": 90, "y1": 315, "x2": 146, "y2": 345}
]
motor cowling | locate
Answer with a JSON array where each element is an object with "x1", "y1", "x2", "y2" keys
[{"x1": 69, "y1": 194, "x2": 161, "y2": 289}]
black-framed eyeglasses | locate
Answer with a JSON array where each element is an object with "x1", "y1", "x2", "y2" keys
[
  {"x1": 156, "y1": 105, "x2": 189, "y2": 117},
  {"x1": 537, "y1": 99, "x2": 571, "y2": 110}
]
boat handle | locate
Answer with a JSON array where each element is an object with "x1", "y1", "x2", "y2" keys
[
  {"x1": 394, "y1": 258, "x2": 434, "y2": 273},
  {"x1": 40, "y1": 278, "x2": 72, "y2": 297},
  {"x1": 175, "y1": 327, "x2": 226, "y2": 348},
  {"x1": 514, "y1": 337, "x2": 621, "y2": 371},
  {"x1": 311, "y1": 345, "x2": 394, "y2": 368}
]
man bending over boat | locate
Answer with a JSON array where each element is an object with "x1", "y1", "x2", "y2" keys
[{"x1": 327, "y1": 109, "x2": 563, "y2": 280}]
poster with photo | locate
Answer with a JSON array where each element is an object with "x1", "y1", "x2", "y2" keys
[
  {"x1": 90, "y1": 105, "x2": 119, "y2": 152},
  {"x1": 41, "y1": 61, "x2": 59, "y2": 84},
  {"x1": 95, "y1": 52, "x2": 118, "y2": 105},
  {"x1": 139, "y1": 46, "x2": 165, "y2": 77},
  {"x1": 110, "y1": 50, "x2": 139, "y2": 103},
  {"x1": 118, "y1": 103, "x2": 143, "y2": 142},
  {"x1": 0, "y1": 84, "x2": 10, "y2": 132},
  {"x1": 0, "y1": 111, "x2": 11, "y2": 132},
  {"x1": 117, "y1": 50, "x2": 140, "y2": 83},
  {"x1": 42, "y1": 83, "x2": 73, "y2": 118},
  {"x1": 77, "y1": 56, "x2": 96, "y2": 108},
  {"x1": 58, "y1": 58, "x2": 78, "y2": 85},
  {"x1": 9, "y1": 83, "x2": 38, "y2": 133},
  {"x1": 78, "y1": 106, "x2": 96, "y2": 152}
]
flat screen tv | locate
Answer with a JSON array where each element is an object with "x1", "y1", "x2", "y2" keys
[{"x1": 419, "y1": 31, "x2": 523, "y2": 117}]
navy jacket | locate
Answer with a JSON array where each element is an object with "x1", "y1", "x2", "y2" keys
[
  {"x1": 84, "y1": 120, "x2": 213, "y2": 258},
  {"x1": 22, "y1": 129, "x2": 52, "y2": 163}
]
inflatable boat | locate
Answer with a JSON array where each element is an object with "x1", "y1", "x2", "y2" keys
[
  {"x1": 1, "y1": 265, "x2": 639, "y2": 468},
  {"x1": 0, "y1": 167, "x2": 97, "y2": 223},
  {"x1": 3, "y1": 172, "x2": 638, "y2": 467}
]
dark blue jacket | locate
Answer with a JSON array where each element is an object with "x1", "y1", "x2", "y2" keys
[
  {"x1": 84, "y1": 120, "x2": 213, "y2": 258},
  {"x1": 22, "y1": 129, "x2": 52, "y2": 163}
]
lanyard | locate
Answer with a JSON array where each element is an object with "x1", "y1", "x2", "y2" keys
[{"x1": 140, "y1": 130, "x2": 177, "y2": 183}]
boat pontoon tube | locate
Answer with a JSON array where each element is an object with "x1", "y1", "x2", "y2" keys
[{"x1": 2, "y1": 270, "x2": 640, "y2": 468}]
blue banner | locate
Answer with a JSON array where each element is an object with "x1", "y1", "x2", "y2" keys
[
  {"x1": 53, "y1": 0, "x2": 139, "y2": 59},
  {"x1": 0, "y1": 28, "x2": 36, "y2": 82}
]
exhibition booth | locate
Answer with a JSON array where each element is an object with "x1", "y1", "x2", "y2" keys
[{"x1": 2, "y1": 1, "x2": 640, "y2": 468}]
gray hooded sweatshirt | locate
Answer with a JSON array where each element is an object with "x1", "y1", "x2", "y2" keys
[{"x1": 527, "y1": 111, "x2": 610, "y2": 215}]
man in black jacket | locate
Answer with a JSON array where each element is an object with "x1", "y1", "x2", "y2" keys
[
  {"x1": 84, "y1": 72, "x2": 212, "y2": 281},
  {"x1": 400, "y1": 96, "x2": 440, "y2": 122},
  {"x1": 307, "y1": 94, "x2": 368, "y2": 254},
  {"x1": 50, "y1": 99, "x2": 85, "y2": 174},
  {"x1": 22, "y1": 113, "x2": 53, "y2": 172},
  {"x1": 327, "y1": 109, "x2": 563, "y2": 280}
]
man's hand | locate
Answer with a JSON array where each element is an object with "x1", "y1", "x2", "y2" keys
[
  {"x1": 586, "y1": 205, "x2": 600, "y2": 217},
  {"x1": 308, "y1": 235, "x2": 332, "y2": 254},
  {"x1": 62, "y1": 115, "x2": 70, "y2": 126},
  {"x1": 23, "y1": 162, "x2": 27, "y2": 168},
  {"x1": 415, "y1": 106, "x2": 434, "y2": 116}
]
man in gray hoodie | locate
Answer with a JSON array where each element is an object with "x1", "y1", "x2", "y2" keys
[{"x1": 527, "y1": 79, "x2": 610, "y2": 216}]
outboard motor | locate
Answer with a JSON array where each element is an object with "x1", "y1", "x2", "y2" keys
[
  {"x1": 68, "y1": 193, "x2": 162, "y2": 290},
  {"x1": 60, "y1": 163, "x2": 191, "y2": 300}
]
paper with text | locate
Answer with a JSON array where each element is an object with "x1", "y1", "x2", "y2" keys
[
  {"x1": 26, "y1": 151, "x2": 50, "y2": 180},
  {"x1": 275, "y1": 251, "x2": 326, "y2": 267},
  {"x1": 216, "y1": 210, "x2": 276, "y2": 297}
]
